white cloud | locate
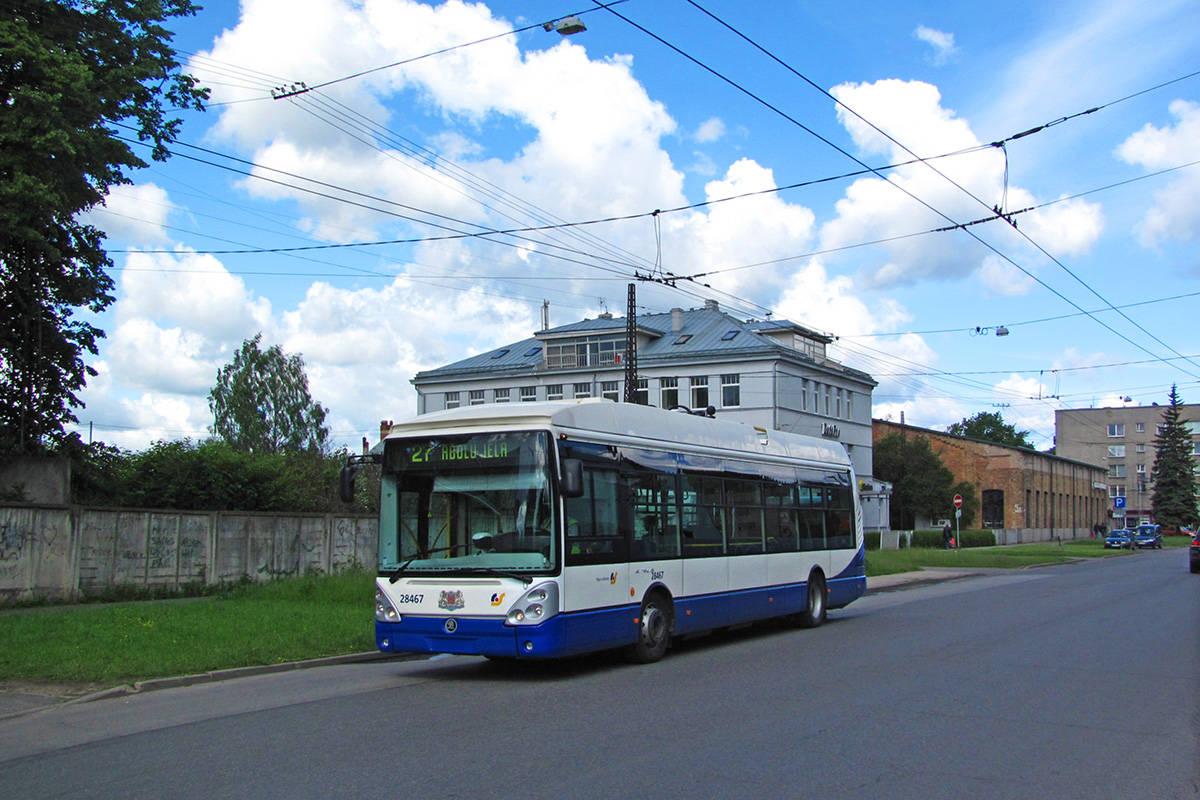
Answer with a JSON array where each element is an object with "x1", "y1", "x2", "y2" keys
[
  {"x1": 914, "y1": 26, "x2": 959, "y2": 65},
  {"x1": 81, "y1": 183, "x2": 173, "y2": 245},
  {"x1": 822, "y1": 79, "x2": 1102, "y2": 289},
  {"x1": 118, "y1": 249, "x2": 272, "y2": 342},
  {"x1": 665, "y1": 159, "x2": 816, "y2": 306},
  {"x1": 106, "y1": 318, "x2": 220, "y2": 395},
  {"x1": 1116, "y1": 100, "x2": 1200, "y2": 245},
  {"x1": 695, "y1": 117, "x2": 725, "y2": 143}
]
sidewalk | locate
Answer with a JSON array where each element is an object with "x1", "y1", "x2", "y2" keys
[{"x1": 0, "y1": 567, "x2": 976, "y2": 720}]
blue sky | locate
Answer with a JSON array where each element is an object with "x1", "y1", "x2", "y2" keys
[{"x1": 76, "y1": 0, "x2": 1200, "y2": 454}]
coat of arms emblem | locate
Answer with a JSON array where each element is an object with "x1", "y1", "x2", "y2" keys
[{"x1": 438, "y1": 590, "x2": 465, "y2": 611}]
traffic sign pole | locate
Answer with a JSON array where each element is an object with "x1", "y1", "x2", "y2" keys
[{"x1": 953, "y1": 495, "x2": 963, "y2": 550}]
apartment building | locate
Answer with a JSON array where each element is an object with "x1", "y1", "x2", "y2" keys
[{"x1": 1055, "y1": 403, "x2": 1200, "y2": 526}]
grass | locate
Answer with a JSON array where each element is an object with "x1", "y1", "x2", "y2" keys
[
  {"x1": 2, "y1": 537, "x2": 1190, "y2": 686},
  {"x1": 0, "y1": 570, "x2": 377, "y2": 685},
  {"x1": 866, "y1": 535, "x2": 1189, "y2": 576}
]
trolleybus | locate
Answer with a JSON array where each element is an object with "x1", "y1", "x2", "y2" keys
[{"x1": 346, "y1": 399, "x2": 866, "y2": 663}]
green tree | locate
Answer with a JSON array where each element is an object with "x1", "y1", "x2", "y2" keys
[
  {"x1": 873, "y1": 433, "x2": 961, "y2": 530},
  {"x1": 0, "y1": 0, "x2": 207, "y2": 456},
  {"x1": 209, "y1": 334, "x2": 331, "y2": 455},
  {"x1": 946, "y1": 411, "x2": 1034, "y2": 449},
  {"x1": 1151, "y1": 385, "x2": 1198, "y2": 527}
]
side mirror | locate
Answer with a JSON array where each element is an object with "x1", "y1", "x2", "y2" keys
[
  {"x1": 339, "y1": 453, "x2": 381, "y2": 504},
  {"x1": 560, "y1": 458, "x2": 584, "y2": 498},
  {"x1": 339, "y1": 461, "x2": 362, "y2": 504}
]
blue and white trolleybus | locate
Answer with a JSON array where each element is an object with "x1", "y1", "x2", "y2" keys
[{"x1": 347, "y1": 399, "x2": 866, "y2": 663}]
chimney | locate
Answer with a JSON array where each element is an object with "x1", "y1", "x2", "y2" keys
[
  {"x1": 380, "y1": 419, "x2": 393, "y2": 440},
  {"x1": 671, "y1": 307, "x2": 684, "y2": 332},
  {"x1": 704, "y1": 299, "x2": 719, "y2": 311}
]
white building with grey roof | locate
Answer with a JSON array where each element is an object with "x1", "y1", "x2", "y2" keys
[{"x1": 410, "y1": 300, "x2": 880, "y2": 486}]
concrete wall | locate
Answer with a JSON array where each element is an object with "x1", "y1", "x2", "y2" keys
[
  {"x1": 0, "y1": 504, "x2": 377, "y2": 605},
  {"x1": 0, "y1": 457, "x2": 70, "y2": 505}
]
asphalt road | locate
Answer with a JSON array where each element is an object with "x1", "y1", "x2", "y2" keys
[{"x1": 1, "y1": 549, "x2": 1197, "y2": 799}]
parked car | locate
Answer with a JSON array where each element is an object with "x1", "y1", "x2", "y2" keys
[
  {"x1": 1133, "y1": 524, "x2": 1163, "y2": 549},
  {"x1": 1104, "y1": 529, "x2": 1134, "y2": 549},
  {"x1": 1190, "y1": 531, "x2": 1200, "y2": 574}
]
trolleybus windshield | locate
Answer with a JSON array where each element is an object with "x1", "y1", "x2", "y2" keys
[{"x1": 379, "y1": 431, "x2": 557, "y2": 575}]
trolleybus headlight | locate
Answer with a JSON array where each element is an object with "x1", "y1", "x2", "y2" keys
[
  {"x1": 504, "y1": 582, "x2": 559, "y2": 626},
  {"x1": 375, "y1": 587, "x2": 401, "y2": 623}
]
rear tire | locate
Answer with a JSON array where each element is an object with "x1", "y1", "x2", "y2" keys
[
  {"x1": 627, "y1": 593, "x2": 672, "y2": 663},
  {"x1": 798, "y1": 573, "x2": 827, "y2": 629}
]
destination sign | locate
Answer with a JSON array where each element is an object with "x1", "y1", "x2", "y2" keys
[{"x1": 385, "y1": 431, "x2": 544, "y2": 472}]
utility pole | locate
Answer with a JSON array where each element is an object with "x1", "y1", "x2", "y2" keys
[{"x1": 623, "y1": 284, "x2": 639, "y2": 403}]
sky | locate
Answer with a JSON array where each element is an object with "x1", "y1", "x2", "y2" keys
[{"x1": 74, "y1": 0, "x2": 1200, "y2": 456}]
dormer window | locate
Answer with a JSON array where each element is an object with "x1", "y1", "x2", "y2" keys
[
  {"x1": 492, "y1": 349, "x2": 509, "y2": 359},
  {"x1": 674, "y1": 335, "x2": 692, "y2": 345},
  {"x1": 545, "y1": 335, "x2": 625, "y2": 369},
  {"x1": 721, "y1": 330, "x2": 738, "y2": 341}
]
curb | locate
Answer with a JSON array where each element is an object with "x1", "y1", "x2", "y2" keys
[{"x1": 0, "y1": 651, "x2": 426, "y2": 721}]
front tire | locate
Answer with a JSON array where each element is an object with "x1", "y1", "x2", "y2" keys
[
  {"x1": 627, "y1": 593, "x2": 672, "y2": 663},
  {"x1": 798, "y1": 573, "x2": 827, "y2": 629}
]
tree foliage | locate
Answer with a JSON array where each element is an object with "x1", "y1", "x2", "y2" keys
[
  {"x1": 70, "y1": 439, "x2": 378, "y2": 514},
  {"x1": 0, "y1": 0, "x2": 207, "y2": 456},
  {"x1": 1151, "y1": 385, "x2": 1198, "y2": 527},
  {"x1": 209, "y1": 334, "x2": 331, "y2": 455},
  {"x1": 946, "y1": 411, "x2": 1034, "y2": 449},
  {"x1": 873, "y1": 433, "x2": 973, "y2": 530}
]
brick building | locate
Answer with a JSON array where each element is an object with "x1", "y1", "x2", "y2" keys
[{"x1": 873, "y1": 419, "x2": 1108, "y2": 540}]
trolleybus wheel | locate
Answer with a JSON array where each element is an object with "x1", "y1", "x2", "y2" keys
[
  {"x1": 627, "y1": 592, "x2": 672, "y2": 663},
  {"x1": 798, "y1": 572, "x2": 827, "y2": 629}
]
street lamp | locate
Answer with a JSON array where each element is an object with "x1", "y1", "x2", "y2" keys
[{"x1": 543, "y1": 16, "x2": 587, "y2": 35}]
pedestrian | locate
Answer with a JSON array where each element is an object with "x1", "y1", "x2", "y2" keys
[{"x1": 943, "y1": 522, "x2": 953, "y2": 550}]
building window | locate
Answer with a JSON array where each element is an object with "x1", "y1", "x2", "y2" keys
[
  {"x1": 520, "y1": 386, "x2": 537, "y2": 402},
  {"x1": 836, "y1": 388, "x2": 843, "y2": 419},
  {"x1": 1108, "y1": 464, "x2": 1126, "y2": 479},
  {"x1": 1136, "y1": 463, "x2": 1146, "y2": 473},
  {"x1": 824, "y1": 385, "x2": 832, "y2": 416},
  {"x1": 691, "y1": 376, "x2": 709, "y2": 409},
  {"x1": 547, "y1": 384, "x2": 563, "y2": 401},
  {"x1": 1136, "y1": 422, "x2": 1146, "y2": 433},
  {"x1": 801, "y1": 379, "x2": 809, "y2": 412},
  {"x1": 573, "y1": 382, "x2": 591, "y2": 399},
  {"x1": 495, "y1": 388, "x2": 510, "y2": 403},
  {"x1": 1108, "y1": 424, "x2": 1125, "y2": 438},
  {"x1": 635, "y1": 378, "x2": 648, "y2": 405},
  {"x1": 845, "y1": 391, "x2": 853, "y2": 420},
  {"x1": 601, "y1": 381, "x2": 620, "y2": 401},
  {"x1": 1136, "y1": 443, "x2": 1146, "y2": 453},
  {"x1": 660, "y1": 377, "x2": 679, "y2": 409},
  {"x1": 1108, "y1": 445, "x2": 1125, "y2": 458},
  {"x1": 721, "y1": 374, "x2": 740, "y2": 407},
  {"x1": 445, "y1": 392, "x2": 460, "y2": 409},
  {"x1": 468, "y1": 390, "x2": 485, "y2": 406},
  {"x1": 1109, "y1": 485, "x2": 1126, "y2": 499},
  {"x1": 544, "y1": 336, "x2": 625, "y2": 369}
]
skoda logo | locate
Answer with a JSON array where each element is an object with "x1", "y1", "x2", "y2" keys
[{"x1": 444, "y1": 619, "x2": 458, "y2": 633}]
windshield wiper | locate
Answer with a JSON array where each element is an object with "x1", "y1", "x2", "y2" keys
[
  {"x1": 387, "y1": 543, "x2": 472, "y2": 583},
  {"x1": 462, "y1": 567, "x2": 534, "y2": 586}
]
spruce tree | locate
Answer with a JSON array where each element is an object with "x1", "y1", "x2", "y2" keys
[{"x1": 1150, "y1": 385, "x2": 1198, "y2": 527}]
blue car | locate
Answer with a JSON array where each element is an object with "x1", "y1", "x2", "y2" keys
[
  {"x1": 1133, "y1": 524, "x2": 1163, "y2": 549},
  {"x1": 1104, "y1": 529, "x2": 1134, "y2": 549}
]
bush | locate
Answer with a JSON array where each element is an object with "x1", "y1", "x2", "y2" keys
[
  {"x1": 67, "y1": 438, "x2": 379, "y2": 513},
  {"x1": 866, "y1": 532, "x2": 880, "y2": 550},
  {"x1": 911, "y1": 529, "x2": 996, "y2": 548}
]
